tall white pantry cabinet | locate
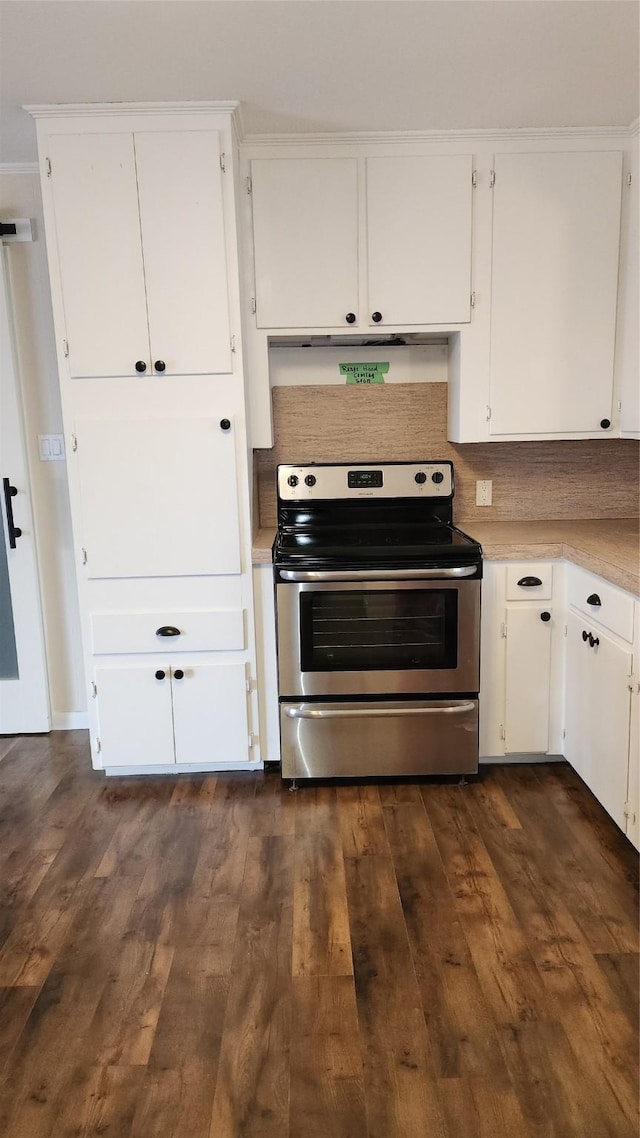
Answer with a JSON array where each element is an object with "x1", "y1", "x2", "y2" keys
[{"x1": 29, "y1": 103, "x2": 261, "y2": 774}]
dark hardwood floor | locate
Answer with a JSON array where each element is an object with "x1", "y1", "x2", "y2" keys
[{"x1": 0, "y1": 731, "x2": 637, "y2": 1137}]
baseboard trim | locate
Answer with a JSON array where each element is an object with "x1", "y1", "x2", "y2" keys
[
  {"x1": 480, "y1": 753, "x2": 565, "y2": 765},
  {"x1": 104, "y1": 762, "x2": 264, "y2": 776},
  {"x1": 51, "y1": 711, "x2": 89, "y2": 731}
]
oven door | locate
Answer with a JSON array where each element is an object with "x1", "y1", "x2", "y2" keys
[{"x1": 276, "y1": 571, "x2": 480, "y2": 697}]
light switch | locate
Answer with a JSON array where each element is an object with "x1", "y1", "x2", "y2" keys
[{"x1": 38, "y1": 434, "x2": 66, "y2": 461}]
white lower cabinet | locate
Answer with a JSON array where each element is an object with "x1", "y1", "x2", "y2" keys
[
  {"x1": 95, "y1": 661, "x2": 249, "y2": 770},
  {"x1": 503, "y1": 605, "x2": 552, "y2": 753}
]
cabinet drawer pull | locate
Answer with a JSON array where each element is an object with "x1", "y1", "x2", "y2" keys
[
  {"x1": 156, "y1": 625, "x2": 181, "y2": 637},
  {"x1": 582, "y1": 630, "x2": 589, "y2": 642},
  {"x1": 586, "y1": 593, "x2": 601, "y2": 607},
  {"x1": 135, "y1": 360, "x2": 147, "y2": 373},
  {"x1": 371, "y1": 311, "x2": 383, "y2": 323},
  {"x1": 588, "y1": 633, "x2": 599, "y2": 649},
  {"x1": 540, "y1": 611, "x2": 551, "y2": 622},
  {"x1": 517, "y1": 575, "x2": 542, "y2": 587},
  {"x1": 154, "y1": 360, "x2": 166, "y2": 373},
  {"x1": 173, "y1": 668, "x2": 184, "y2": 680},
  {"x1": 345, "y1": 312, "x2": 357, "y2": 324},
  {"x1": 155, "y1": 669, "x2": 166, "y2": 680}
]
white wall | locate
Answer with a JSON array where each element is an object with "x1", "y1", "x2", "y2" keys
[{"x1": 0, "y1": 168, "x2": 86, "y2": 724}]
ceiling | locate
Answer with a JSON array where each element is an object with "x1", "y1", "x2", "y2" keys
[{"x1": 1, "y1": 0, "x2": 638, "y2": 163}]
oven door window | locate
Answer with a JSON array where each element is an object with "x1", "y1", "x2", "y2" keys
[{"x1": 299, "y1": 588, "x2": 458, "y2": 672}]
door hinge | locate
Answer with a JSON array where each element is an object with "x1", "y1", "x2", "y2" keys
[
  {"x1": 230, "y1": 334, "x2": 237, "y2": 354},
  {"x1": 246, "y1": 175, "x2": 252, "y2": 194},
  {"x1": 63, "y1": 339, "x2": 69, "y2": 358},
  {"x1": 617, "y1": 400, "x2": 622, "y2": 412},
  {"x1": 500, "y1": 622, "x2": 507, "y2": 639},
  {"x1": 624, "y1": 802, "x2": 636, "y2": 823},
  {"x1": 564, "y1": 624, "x2": 568, "y2": 637},
  {"x1": 499, "y1": 725, "x2": 506, "y2": 742},
  {"x1": 470, "y1": 291, "x2": 476, "y2": 309},
  {"x1": 81, "y1": 547, "x2": 87, "y2": 565},
  {"x1": 95, "y1": 737, "x2": 102, "y2": 754},
  {"x1": 251, "y1": 297, "x2": 256, "y2": 315},
  {"x1": 246, "y1": 677, "x2": 256, "y2": 693},
  {"x1": 90, "y1": 681, "x2": 97, "y2": 698},
  {"x1": 45, "y1": 157, "x2": 52, "y2": 178},
  {"x1": 248, "y1": 733, "x2": 255, "y2": 750},
  {"x1": 485, "y1": 405, "x2": 492, "y2": 421},
  {"x1": 627, "y1": 173, "x2": 633, "y2": 187},
  {"x1": 562, "y1": 728, "x2": 566, "y2": 740},
  {"x1": 472, "y1": 170, "x2": 478, "y2": 187},
  {"x1": 489, "y1": 170, "x2": 496, "y2": 188},
  {"x1": 71, "y1": 433, "x2": 78, "y2": 452},
  {"x1": 220, "y1": 153, "x2": 226, "y2": 174}
]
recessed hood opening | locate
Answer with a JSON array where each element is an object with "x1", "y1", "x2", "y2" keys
[{"x1": 267, "y1": 332, "x2": 449, "y2": 349}]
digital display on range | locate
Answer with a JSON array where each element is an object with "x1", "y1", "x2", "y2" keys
[{"x1": 347, "y1": 469, "x2": 383, "y2": 488}]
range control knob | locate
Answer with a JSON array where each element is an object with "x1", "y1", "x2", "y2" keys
[
  {"x1": 287, "y1": 474, "x2": 299, "y2": 488},
  {"x1": 414, "y1": 471, "x2": 427, "y2": 485},
  {"x1": 431, "y1": 471, "x2": 445, "y2": 484},
  {"x1": 304, "y1": 474, "x2": 317, "y2": 487}
]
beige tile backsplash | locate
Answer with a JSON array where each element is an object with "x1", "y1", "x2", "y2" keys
[{"x1": 254, "y1": 383, "x2": 640, "y2": 528}]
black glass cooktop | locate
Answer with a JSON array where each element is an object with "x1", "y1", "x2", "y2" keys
[{"x1": 274, "y1": 523, "x2": 482, "y2": 567}]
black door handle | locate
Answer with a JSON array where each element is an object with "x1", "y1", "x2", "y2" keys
[
  {"x1": 2, "y1": 478, "x2": 22, "y2": 549},
  {"x1": 517, "y1": 576, "x2": 542, "y2": 587},
  {"x1": 588, "y1": 633, "x2": 599, "y2": 648},
  {"x1": 156, "y1": 625, "x2": 181, "y2": 638},
  {"x1": 582, "y1": 630, "x2": 589, "y2": 642},
  {"x1": 586, "y1": 593, "x2": 601, "y2": 607}
]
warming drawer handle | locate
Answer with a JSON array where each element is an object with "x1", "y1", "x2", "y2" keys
[
  {"x1": 279, "y1": 566, "x2": 478, "y2": 582},
  {"x1": 285, "y1": 702, "x2": 476, "y2": 720},
  {"x1": 517, "y1": 575, "x2": 542, "y2": 587}
]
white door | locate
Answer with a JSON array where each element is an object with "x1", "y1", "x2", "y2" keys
[
  {"x1": 504, "y1": 605, "x2": 552, "y2": 753},
  {"x1": 366, "y1": 155, "x2": 473, "y2": 326},
  {"x1": 565, "y1": 612, "x2": 632, "y2": 830},
  {"x1": 489, "y1": 151, "x2": 623, "y2": 435},
  {"x1": 171, "y1": 662, "x2": 249, "y2": 766},
  {"x1": 0, "y1": 247, "x2": 50, "y2": 732},
  {"x1": 135, "y1": 131, "x2": 232, "y2": 376},
  {"x1": 47, "y1": 133, "x2": 150, "y2": 378},
  {"x1": 251, "y1": 158, "x2": 359, "y2": 329},
  {"x1": 94, "y1": 665, "x2": 175, "y2": 767},
  {"x1": 73, "y1": 416, "x2": 241, "y2": 579}
]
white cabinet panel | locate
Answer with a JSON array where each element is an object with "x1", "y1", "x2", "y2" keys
[
  {"x1": 489, "y1": 151, "x2": 623, "y2": 435},
  {"x1": 567, "y1": 563, "x2": 635, "y2": 642},
  {"x1": 365, "y1": 155, "x2": 472, "y2": 326},
  {"x1": 565, "y1": 611, "x2": 632, "y2": 832},
  {"x1": 95, "y1": 664, "x2": 175, "y2": 767},
  {"x1": 251, "y1": 158, "x2": 359, "y2": 329},
  {"x1": 135, "y1": 131, "x2": 232, "y2": 375},
  {"x1": 171, "y1": 662, "x2": 248, "y2": 765},
  {"x1": 504, "y1": 606, "x2": 552, "y2": 753},
  {"x1": 90, "y1": 608, "x2": 245, "y2": 654},
  {"x1": 75, "y1": 417, "x2": 241, "y2": 579},
  {"x1": 48, "y1": 133, "x2": 150, "y2": 378}
]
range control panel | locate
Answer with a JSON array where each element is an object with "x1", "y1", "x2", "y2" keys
[{"x1": 277, "y1": 462, "x2": 453, "y2": 502}]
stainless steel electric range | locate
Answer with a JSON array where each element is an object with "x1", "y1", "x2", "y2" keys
[{"x1": 273, "y1": 460, "x2": 482, "y2": 781}]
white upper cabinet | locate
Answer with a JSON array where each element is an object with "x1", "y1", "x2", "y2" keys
[
  {"x1": 250, "y1": 153, "x2": 473, "y2": 330},
  {"x1": 488, "y1": 151, "x2": 623, "y2": 436},
  {"x1": 365, "y1": 155, "x2": 472, "y2": 326},
  {"x1": 251, "y1": 158, "x2": 359, "y2": 329},
  {"x1": 48, "y1": 129, "x2": 232, "y2": 377}
]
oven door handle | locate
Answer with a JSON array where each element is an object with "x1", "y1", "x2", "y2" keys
[
  {"x1": 278, "y1": 566, "x2": 478, "y2": 582},
  {"x1": 285, "y1": 701, "x2": 476, "y2": 720}
]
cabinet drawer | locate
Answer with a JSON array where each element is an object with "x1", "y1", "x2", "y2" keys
[
  {"x1": 505, "y1": 563, "x2": 553, "y2": 601},
  {"x1": 91, "y1": 609, "x2": 245, "y2": 655},
  {"x1": 567, "y1": 564, "x2": 635, "y2": 642}
]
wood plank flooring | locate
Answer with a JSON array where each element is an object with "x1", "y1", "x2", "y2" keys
[{"x1": 0, "y1": 731, "x2": 637, "y2": 1138}]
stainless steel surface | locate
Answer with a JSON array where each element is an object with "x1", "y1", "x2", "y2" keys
[
  {"x1": 276, "y1": 578, "x2": 480, "y2": 697},
  {"x1": 279, "y1": 566, "x2": 477, "y2": 582},
  {"x1": 280, "y1": 698, "x2": 479, "y2": 778},
  {"x1": 278, "y1": 461, "x2": 452, "y2": 501},
  {"x1": 285, "y1": 700, "x2": 476, "y2": 719}
]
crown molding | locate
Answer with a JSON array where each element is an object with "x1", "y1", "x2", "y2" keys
[
  {"x1": 239, "y1": 123, "x2": 637, "y2": 148},
  {"x1": 24, "y1": 101, "x2": 239, "y2": 119},
  {"x1": 0, "y1": 162, "x2": 39, "y2": 175}
]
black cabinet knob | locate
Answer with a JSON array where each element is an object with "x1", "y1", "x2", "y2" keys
[
  {"x1": 156, "y1": 625, "x2": 181, "y2": 638},
  {"x1": 154, "y1": 360, "x2": 166, "y2": 373},
  {"x1": 582, "y1": 630, "x2": 589, "y2": 641},
  {"x1": 540, "y1": 611, "x2": 551, "y2": 622},
  {"x1": 588, "y1": 633, "x2": 600, "y2": 648},
  {"x1": 600, "y1": 419, "x2": 611, "y2": 429},
  {"x1": 415, "y1": 472, "x2": 427, "y2": 485},
  {"x1": 586, "y1": 593, "x2": 601, "y2": 607},
  {"x1": 135, "y1": 360, "x2": 147, "y2": 373},
  {"x1": 371, "y1": 311, "x2": 383, "y2": 323},
  {"x1": 345, "y1": 312, "x2": 357, "y2": 324},
  {"x1": 155, "y1": 669, "x2": 166, "y2": 680},
  {"x1": 220, "y1": 418, "x2": 231, "y2": 432},
  {"x1": 173, "y1": 668, "x2": 184, "y2": 680}
]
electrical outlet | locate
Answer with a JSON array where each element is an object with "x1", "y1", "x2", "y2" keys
[{"x1": 476, "y1": 479, "x2": 492, "y2": 506}]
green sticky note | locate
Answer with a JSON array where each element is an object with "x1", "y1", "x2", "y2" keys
[{"x1": 340, "y1": 362, "x2": 389, "y2": 385}]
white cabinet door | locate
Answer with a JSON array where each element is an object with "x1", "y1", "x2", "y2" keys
[
  {"x1": 565, "y1": 611, "x2": 632, "y2": 831},
  {"x1": 489, "y1": 151, "x2": 623, "y2": 435},
  {"x1": 365, "y1": 155, "x2": 473, "y2": 326},
  {"x1": 95, "y1": 665, "x2": 175, "y2": 767},
  {"x1": 135, "y1": 131, "x2": 232, "y2": 376},
  {"x1": 48, "y1": 133, "x2": 150, "y2": 378},
  {"x1": 251, "y1": 158, "x2": 359, "y2": 328},
  {"x1": 627, "y1": 683, "x2": 639, "y2": 849},
  {"x1": 504, "y1": 605, "x2": 552, "y2": 753},
  {"x1": 75, "y1": 416, "x2": 241, "y2": 579},
  {"x1": 171, "y1": 662, "x2": 249, "y2": 766}
]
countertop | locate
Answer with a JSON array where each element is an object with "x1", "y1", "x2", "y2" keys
[{"x1": 252, "y1": 518, "x2": 640, "y2": 595}]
